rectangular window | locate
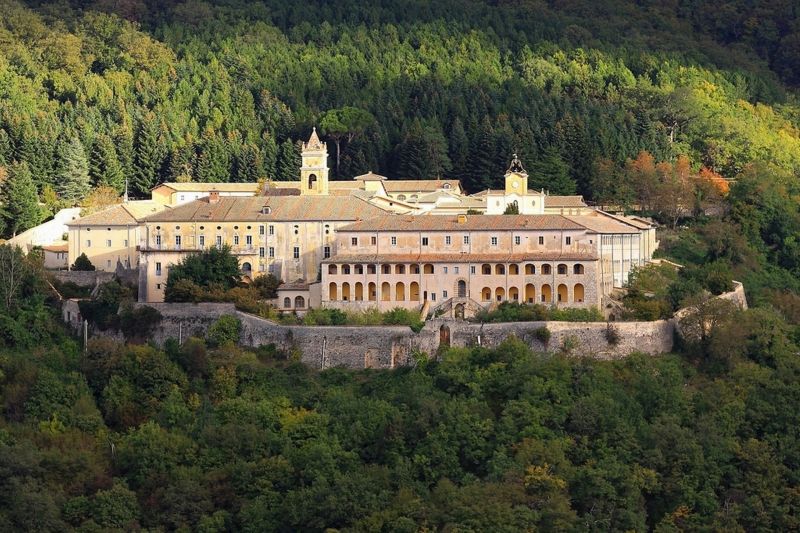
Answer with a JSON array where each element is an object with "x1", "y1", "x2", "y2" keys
[
  {"x1": 199, "y1": 235, "x2": 205, "y2": 247},
  {"x1": 463, "y1": 235, "x2": 470, "y2": 245},
  {"x1": 538, "y1": 236, "x2": 544, "y2": 245},
  {"x1": 155, "y1": 262, "x2": 162, "y2": 276},
  {"x1": 351, "y1": 237, "x2": 358, "y2": 246},
  {"x1": 234, "y1": 235, "x2": 240, "y2": 245},
  {"x1": 323, "y1": 246, "x2": 331, "y2": 259},
  {"x1": 443, "y1": 290, "x2": 448, "y2": 298},
  {"x1": 259, "y1": 225, "x2": 265, "y2": 235},
  {"x1": 391, "y1": 236, "x2": 397, "y2": 246},
  {"x1": 431, "y1": 293, "x2": 436, "y2": 301},
  {"x1": 293, "y1": 246, "x2": 300, "y2": 259},
  {"x1": 470, "y1": 265, "x2": 476, "y2": 274},
  {"x1": 175, "y1": 235, "x2": 181, "y2": 248},
  {"x1": 370, "y1": 236, "x2": 376, "y2": 245},
  {"x1": 454, "y1": 266, "x2": 459, "y2": 274},
  {"x1": 155, "y1": 235, "x2": 161, "y2": 246},
  {"x1": 156, "y1": 283, "x2": 161, "y2": 290},
  {"x1": 491, "y1": 237, "x2": 498, "y2": 246},
  {"x1": 268, "y1": 225, "x2": 274, "y2": 236},
  {"x1": 422, "y1": 237, "x2": 429, "y2": 246},
  {"x1": 566, "y1": 236, "x2": 572, "y2": 245},
  {"x1": 259, "y1": 247, "x2": 265, "y2": 258},
  {"x1": 268, "y1": 247, "x2": 275, "y2": 258},
  {"x1": 216, "y1": 236, "x2": 222, "y2": 247},
  {"x1": 246, "y1": 235, "x2": 253, "y2": 246},
  {"x1": 179, "y1": 195, "x2": 185, "y2": 201},
  {"x1": 123, "y1": 239, "x2": 128, "y2": 247},
  {"x1": 445, "y1": 235, "x2": 451, "y2": 245},
  {"x1": 514, "y1": 236, "x2": 521, "y2": 245},
  {"x1": 443, "y1": 266, "x2": 448, "y2": 274},
  {"x1": 106, "y1": 239, "x2": 112, "y2": 247}
]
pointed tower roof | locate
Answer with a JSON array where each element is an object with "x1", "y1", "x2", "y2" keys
[{"x1": 303, "y1": 127, "x2": 325, "y2": 151}]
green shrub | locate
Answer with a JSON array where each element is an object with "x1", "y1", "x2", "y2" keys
[
  {"x1": 207, "y1": 315, "x2": 242, "y2": 347},
  {"x1": 534, "y1": 326, "x2": 551, "y2": 345},
  {"x1": 118, "y1": 305, "x2": 162, "y2": 341},
  {"x1": 71, "y1": 253, "x2": 95, "y2": 271},
  {"x1": 382, "y1": 307, "x2": 424, "y2": 332},
  {"x1": 605, "y1": 323, "x2": 622, "y2": 346}
]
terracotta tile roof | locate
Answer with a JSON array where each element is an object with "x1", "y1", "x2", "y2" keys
[
  {"x1": 142, "y1": 195, "x2": 390, "y2": 223},
  {"x1": 154, "y1": 182, "x2": 260, "y2": 193},
  {"x1": 338, "y1": 214, "x2": 587, "y2": 232},
  {"x1": 328, "y1": 181, "x2": 362, "y2": 190},
  {"x1": 564, "y1": 213, "x2": 642, "y2": 234},
  {"x1": 598, "y1": 212, "x2": 655, "y2": 230},
  {"x1": 40, "y1": 243, "x2": 68, "y2": 253},
  {"x1": 68, "y1": 201, "x2": 167, "y2": 226},
  {"x1": 383, "y1": 179, "x2": 461, "y2": 192},
  {"x1": 544, "y1": 195, "x2": 587, "y2": 207},
  {"x1": 352, "y1": 172, "x2": 388, "y2": 181},
  {"x1": 324, "y1": 251, "x2": 598, "y2": 263}
]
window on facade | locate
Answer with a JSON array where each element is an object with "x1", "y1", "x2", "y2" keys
[
  {"x1": 430, "y1": 293, "x2": 436, "y2": 301},
  {"x1": 443, "y1": 266, "x2": 448, "y2": 274},
  {"x1": 538, "y1": 236, "x2": 544, "y2": 245},
  {"x1": 470, "y1": 265, "x2": 476, "y2": 274},
  {"x1": 123, "y1": 240, "x2": 128, "y2": 247},
  {"x1": 293, "y1": 247, "x2": 300, "y2": 259},
  {"x1": 234, "y1": 235, "x2": 240, "y2": 245},
  {"x1": 175, "y1": 236, "x2": 181, "y2": 248},
  {"x1": 259, "y1": 225, "x2": 265, "y2": 235},
  {"x1": 491, "y1": 237, "x2": 498, "y2": 246},
  {"x1": 216, "y1": 236, "x2": 222, "y2": 247},
  {"x1": 199, "y1": 235, "x2": 205, "y2": 247},
  {"x1": 269, "y1": 247, "x2": 275, "y2": 258},
  {"x1": 324, "y1": 224, "x2": 330, "y2": 235},
  {"x1": 566, "y1": 236, "x2": 572, "y2": 245},
  {"x1": 454, "y1": 266, "x2": 459, "y2": 274},
  {"x1": 351, "y1": 237, "x2": 358, "y2": 246},
  {"x1": 155, "y1": 235, "x2": 161, "y2": 246},
  {"x1": 293, "y1": 225, "x2": 299, "y2": 235},
  {"x1": 514, "y1": 236, "x2": 521, "y2": 245},
  {"x1": 106, "y1": 239, "x2": 112, "y2": 247},
  {"x1": 391, "y1": 236, "x2": 397, "y2": 246},
  {"x1": 443, "y1": 290, "x2": 448, "y2": 298},
  {"x1": 323, "y1": 246, "x2": 331, "y2": 259},
  {"x1": 371, "y1": 236, "x2": 377, "y2": 245},
  {"x1": 422, "y1": 237, "x2": 429, "y2": 246},
  {"x1": 463, "y1": 235, "x2": 470, "y2": 245},
  {"x1": 107, "y1": 260, "x2": 111, "y2": 268},
  {"x1": 246, "y1": 235, "x2": 252, "y2": 246},
  {"x1": 445, "y1": 236, "x2": 451, "y2": 245},
  {"x1": 259, "y1": 247, "x2": 265, "y2": 258},
  {"x1": 156, "y1": 262, "x2": 162, "y2": 276},
  {"x1": 157, "y1": 283, "x2": 161, "y2": 290},
  {"x1": 269, "y1": 225, "x2": 274, "y2": 236}
]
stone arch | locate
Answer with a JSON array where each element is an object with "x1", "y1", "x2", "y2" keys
[
  {"x1": 381, "y1": 282, "x2": 391, "y2": 301},
  {"x1": 294, "y1": 296, "x2": 305, "y2": 308},
  {"x1": 395, "y1": 264, "x2": 405, "y2": 274},
  {"x1": 368, "y1": 282, "x2": 376, "y2": 301},
  {"x1": 481, "y1": 287, "x2": 492, "y2": 301},
  {"x1": 542, "y1": 264, "x2": 552, "y2": 275},
  {"x1": 283, "y1": 297, "x2": 291, "y2": 308},
  {"x1": 329, "y1": 282, "x2": 338, "y2": 300},
  {"x1": 574, "y1": 263, "x2": 585, "y2": 275},
  {"x1": 557, "y1": 283, "x2": 568, "y2": 303},
  {"x1": 509, "y1": 264, "x2": 519, "y2": 275},
  {"x1": 342, "y1": 282, "x2": 351, "y2": 301},
  {"x1": 495, "y1": 264, "x2": 506, "y2": 275},
  {"x1": 525, "y1": 263, "x2": 535, "y2": 275},
  {"x1": 410, "y1": 281, "x2": 420, "y2": 301},
  {"x1": 557, "y1": 263, "x2": 568, "y2": 275},
  {"x1": 355, "y1": 282, "x2": 364, "y2": 301},
  {"x1": 509, "y1": 286, "x2": 519, "y2": 301},
  {"x1": 495, "y1": 287, "x2": 505, "y2": 301},
  {"x1": 525, "y1": 283, "x2": 535, "y2": 303},
  {"x1": 541, "y1": 283, "x2": 552, "y2": 303},
  {"x1": 328, "y1": 264, "x2": 338, "y2": 275},
  {"x1": 395, "y1": 282, "x2": 406, "y2": 301},
  {"x1": 574, "y1": 283, "x2": 585, "y2": 303},
  {"x1": 481, "y1": 263, "x2": 492, "y2": 275}
]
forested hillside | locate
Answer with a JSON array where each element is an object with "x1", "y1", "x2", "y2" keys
[{"x1": 0, "y1": 0, "x2": 798, "y2": 227}]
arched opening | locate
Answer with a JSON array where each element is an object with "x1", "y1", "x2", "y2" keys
[
  {"x1": 574, "y1": 283, "x2": 585, "y2": 302},
  {"x1": 574, "y1": 264, "x2": 585, "y2": 275},
  {"x1": 439, "y1": 324, "x2": 450, "y2": 348},
  {"x1": 395, "y1": 282, "x2": 405, "y2": 301},
  {"x1": 283, "y1": 297, "x2": 291, "y2": 308},
  {"x1": 557, "y1": 264, "x2": 568, "y2": 275},
  {"x1": 410, "y1": 282, "x2": 420, "y2": 301},
  {"x1": 342, "y1": 264, "x2": 351, "y2": 275},
  {"x1": 382, "y1": 264, "x2": 391, "y2": 274},
  {"x1": 481, "y1": 287, "x2": 492, "y2": 301},
  {"x1": 328, "y1": 264, "x2": 338, "y2": 275},
  {"x1": 329, "y1": 282, "x2": 338, "y2": 300},
  {"x1": 525, "y1": 284, "x2": 535, "y2": 303},
  {"x1": 525, "y1": 263, "x2": 535, "y2": 275},
  {"x1": 294, "y1": 296, "x2": 305, "y2": 308},
  {"x1": 381, "y1": 282, "x2": 391, "y2": 301},
  {"x1": 481, "y1": 264, "x2": 492, "y2": 275},
  {"x1": 367, "y1": 264, "x2": 376, "y2": 274},
  {"x1": 495, "y1": 287, "x2": 505, "y2": 302},
  {"x1": 368, "y1": 282, "x2": 376, "y2": 301},
  {"x1": 354, "y1": 264, "x2": 363, "y2": 274},
  {"x1": 241, "y1": 262, "x2": 252, "y2": 273},
  {"x1": 457, "y1": 279, "x2": 467, "y2": 298},
  {"x1": 355, "y1": 282, "x2": 364, "y2": 301},
  {"x1": 342, "y1": 282, "x2": 351, "y2": 301},
  {"x1": 308, "y1": 173, "x2": 317, "y2": 189},
  {"x1": 542, "y1": 264, "x2": 552, "y2": 275},
  {"x1": 509, "y1": 286, "x2": 519, "y2": 301},
  {"x1": 454, "y1": 303, "x2": 465, "y2": 320},
  {"x1": 495, "y1": 264, "x2": 506, "y2": 275},
  {"x1": 411, "y1": 264, "x2": 420, "y2": 274},
  {"x1": 557, "y1": 283, "x2": 568, "y2": 302},
  {"x1": 423, "y1": 264, "x2": 434, "y2": 274},
  {"x1": 395, "y1": 264, "x2": 406, "y2": 274},
  {"x1": 541, "y1": 284, "x2": 552, "y2": 303},
  {"x1": 509, "y1": 264, "x2": 519, "y2": 275}
]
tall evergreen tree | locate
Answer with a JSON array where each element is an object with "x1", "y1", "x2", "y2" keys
[
  {"x1": 529, "y1": 146, "x2": 576, "y2": 195},
  {"x1": 447, "y1": 117, "x2": 470, "y2": 181},
  {"x1": 261, "y1": 134, "x2": 278, "y2": 180},
  {"x1": 275, "y1": 139, "x2": 300, "y2": 181},
  {"x1": 0, "y1": 129, "x2": 11, "y2": 166},
  {"x1": 395, "y1": 120, "x2": 452, "y2": 179},
  {"x1": 195, "y1": 129, "x2": 230, "y2": 182},
  {"x1": 465, "y1": 118, "x2": 497, "y2": 192},
  {"x1": 234, "y1": 144, "x2": 262, "y2": 183},
  {"x1": 132, "y1": 114, "x2": 166, "y2": 196},
  {"x1": 55, "y1": 135, "x2": 91, "y2": 203},
  {"x1": 89, "y1": 134, "x2": 125, "y2": 192},
  {"x1": 167, "y1": 142, "x2": 196, "y2": 182},
  {"x1": 1, "y1": 162, "x2": 43, "y2": 237}
]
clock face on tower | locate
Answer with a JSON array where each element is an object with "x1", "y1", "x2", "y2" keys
[{"x1": 512, "y1": 181, "x2": 518, "y2": 188}]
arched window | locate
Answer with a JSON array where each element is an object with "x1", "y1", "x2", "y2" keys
[
  {"x1": 542, "y1": 264, "x2": 552, "y2": 275},
  {"x1": 329, "y1": 283, "x2": 338, "y2": 300},
  {"x1": 423, "y1": 264, "x2": 434, "y2": 274},
  {"x1": 397, "y1": 194, "x2": 407, "y2": 200},
  {"x1": 525, "y1": 284, "x2": 535, "y2": 303},
  {"x1": 283, "y1": 297, "x2": 291, "y2": 308},
  {"x1": 495, "y1": 287, "x2": 505, "y2": 301},
  {"x1": 495, "y1": 264, "x2": 505, "y2": 275},
  {"x1": 308, "y1": 173, "x2": 317, "y2": 189},
  {"x1": 410, "y1": 282, "x2": 420, "y2": 301},
  {"x1": 557, "y1": 264, "x2": 568, "y2": 275},
  {"x1": 541, "y1": 284, "x2": 552, "y2": 303},
  {"x1": 241, "y1": 262, "x2": 252, "y2": 272},
  {"x1": 368, "y1": 282, "x2": 377, "y2": 301},
  {"x1": 395, "y1": 264, "x2": 406, "y2": 274},
  {"x1": 294, "y1": 296, "x2": 305, "y2": 308},
  {"x1": 573, "y1": 264, "x2": 584, "y2": 275},
  {"x1": 328, "y1": 264, "x2": 338, "y2": 275},
  {"x1": 342, "y1": 282, "x2": 351, "y2": 301},
  {"x1": 343, "y1": 264, "x2": 351, "y2": 275},
  {"x1": 395, "y1": 282, "x2": 405, "y2": 301},
  {"x1": 355, "y1": 282, "x2": 364, "y2": 301},
  {"x1": 574, "y1": 283, "x2": 585, "y2": 303},
  {"x1": 509, "y1": 264, "x2": 519, "y2": 275},
  {"x1": 481, "y1": 264, "x2": 492, "y2": 275},
  {"x1": 411, "y1": 264, "x2": 420, "y2": 274},
  {"x1": 525, "y1": 264, "x2": 535, "y2": 275},
  {"x1": 354, "y1": 264, "x2": 363, "y2": 274},
  {"x1": 481, "y1": 287, "x2": 492, "y2": 301},
  {"x1": 382, "y1": 264, "x2": 391, "y2": 274},
  {"x1": 557, "y1": 284, "x2": 568, "y2": 302},
  {"x1": 509, "y1": 287, "x2": 519, "y2": 301},
  {"x1": 381, "y1": 282, "x2": 391, "y2": 301},
  {"x1": 457, "y1": 280, "x2": 467, "y2": 298}
]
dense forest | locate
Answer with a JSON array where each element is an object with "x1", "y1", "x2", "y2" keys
[{"x1": 0, "y1": 0, "x2": 799, "y2": 226}]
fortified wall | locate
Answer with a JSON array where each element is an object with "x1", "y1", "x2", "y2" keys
[{"x1": 70, "y1": 282, "x2": 747, "y2": 370}]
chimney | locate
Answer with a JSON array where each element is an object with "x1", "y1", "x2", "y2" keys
[
  {"x1": 457, "y1": 214, "x2": 467, "y2": 224},
  {"x1": 209, "y1": 190, "x2": 220, "y2": 204}
]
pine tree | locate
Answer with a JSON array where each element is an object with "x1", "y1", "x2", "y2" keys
[
  {"x1": 234, "y1": 144, "x2": 262, "y2": 182},
  {"x1": 465, "y1": 118, "x2": 497, "y2": 192},
  {"x1": 195, "y1": 128, "x2": 230, "y2": 182},
  {"x1": 55, "y1": 135, "x2": 91, "y2": 203},
  {"x1": 261, "y1": 133, "x2": 278, "y2": 179},
  {"x1": 132, "y1": 114, "x2": 166, "y2": 195},
  {"x1": 529, "y1": 146, "x2": 576, "y2": 195},
  {"x1": 275, "y1": 139, "x2": 300, "y2": 181},
  {"x1": 1, "y1": 161, "x2": 43, "y2": 237},
  {"x1": 167, "y1": 142, "x2": 195, "y2": 182},
  {"x1": 114, "y1": 127, "x2": 134, "y2": 179},
  {"x1": 0, "y1": 129, "x2": 11, "y2": 166},
  {"x1": 89, "y1": 134, "x2": 125, "y2": 192},
  {"x1": 448, "y1": 117, "x2": 470, "y2": 181}
]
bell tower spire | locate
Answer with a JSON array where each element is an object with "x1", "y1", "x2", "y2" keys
[{"x1": 300, "y1": 127, "x2": 329, "y2": 195}]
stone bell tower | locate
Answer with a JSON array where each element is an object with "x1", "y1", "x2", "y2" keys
[{"x1": 300, "y1": 127, "x2": 329, "y2": 196}]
